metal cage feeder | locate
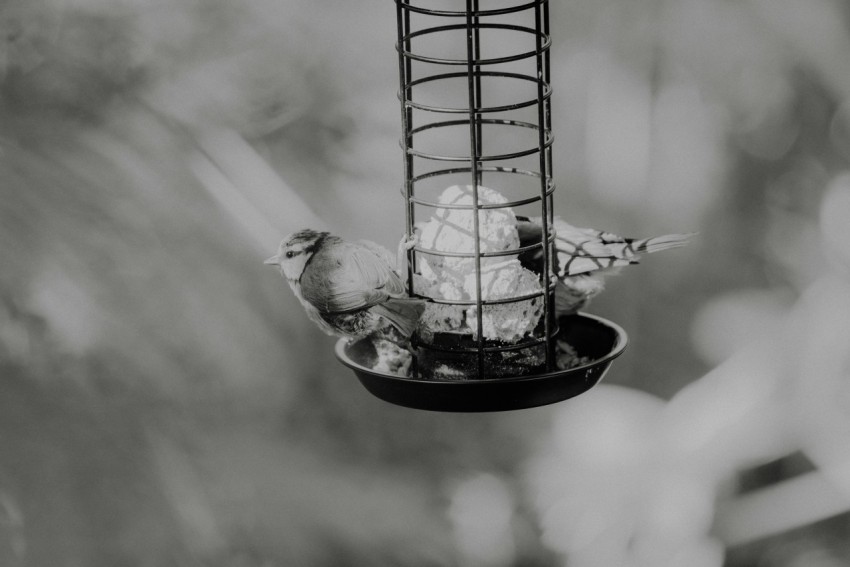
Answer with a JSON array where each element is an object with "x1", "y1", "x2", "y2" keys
[{"x1": 335, "y1": 0, "x2": 627, "y2": 412}]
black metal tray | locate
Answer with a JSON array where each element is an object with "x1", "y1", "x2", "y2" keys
[{"x1": 335, "y1": 312, "x2": 627, "y2": 412}]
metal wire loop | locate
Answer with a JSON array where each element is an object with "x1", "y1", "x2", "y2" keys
[
  {"x1": 398, "y1": 23, "x2": 551, "y2": 66},
  {"x1": 401, "y1": 71, "x2": 552, "y2": 115},
  {"x1": 404, "y1": 119, "x2": 553, "y2": 162},
  {"x1": 396, "y1": 0, "x2": 548, "y2": 18}
]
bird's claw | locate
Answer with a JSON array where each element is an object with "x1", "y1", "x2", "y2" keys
[
  {"x1": 396, "y1": 231, "x2": 419, "y2": 276},
  {"x1": 400, "y1": 231, "x2": 419, "y2": 251}
]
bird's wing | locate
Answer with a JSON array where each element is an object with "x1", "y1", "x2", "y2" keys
[
  {"x1": 300, "y1": 240, "x2": 405, "y2": 313},
  {"x1": 518, "y1": 216, "x2": 691, "y2": 277},
  {"x1": 355, "y1": 239, "x2": 398, "y2": 269}
]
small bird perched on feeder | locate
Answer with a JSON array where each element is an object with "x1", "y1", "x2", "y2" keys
[
  {"x1": 265, "y1": 229, "x2": 425, "y2": 339},
  {"x1": 516, "y1": 217, "x2": 693, "y2": 315}
]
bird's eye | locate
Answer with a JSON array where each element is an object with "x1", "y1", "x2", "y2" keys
[{"x1": 285, "y1": 251, "x2": 296, "y2": 259}]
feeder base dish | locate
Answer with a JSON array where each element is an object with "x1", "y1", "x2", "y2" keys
[{"x1": 335, "y1": 312, "x2": 627, "y2": 412}]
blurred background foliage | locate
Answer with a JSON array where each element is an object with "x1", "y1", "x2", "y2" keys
[{"x1": 0, "y1": 0, "x2": 849, "y2": 565}]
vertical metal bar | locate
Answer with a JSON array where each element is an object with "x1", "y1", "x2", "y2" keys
[
  {"x1": 472, "y1": 0, "x2": 483, "y2": 187},
  {"x1": 535, "y1": 0, "x2": 555, "y2": 370},
  {"x1": 543, "y1": 0, "x2": 553, "y2": 223},
  {"x1": 397, "y1": 0, "x2": 416, "y2": 293},
  {"x1": 466, "y1": 0, "x2": 485, "y2": 377}
]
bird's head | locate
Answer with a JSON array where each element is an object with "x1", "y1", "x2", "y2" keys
[{"x1": 264, "y1": 229, "x2": 328, "y2": 282}]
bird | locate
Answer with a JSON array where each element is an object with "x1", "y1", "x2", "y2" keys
[
  {"x1": 516, "y1": 216, "x2": 693, "y2": 315},
  {"x1": 265, "y1": 229, "x2": 425, "y2": 339}
]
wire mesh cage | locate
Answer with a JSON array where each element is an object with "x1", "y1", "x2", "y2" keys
[
  {"x1": 398, "y1": 0, "x2": 556, "y2": 379},
  {"x1": 335, "y1": 0, "x2": 627, "y2": 411}
]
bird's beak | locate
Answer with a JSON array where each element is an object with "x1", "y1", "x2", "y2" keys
[{"x1": 264, "y1": 255, "x2": 280, "y2": 266}]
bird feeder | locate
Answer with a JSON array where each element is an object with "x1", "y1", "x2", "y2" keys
[{"x1": 335, "y1": 0, "x2": 627, "y2": 411}]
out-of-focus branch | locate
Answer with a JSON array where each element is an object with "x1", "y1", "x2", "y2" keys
[
  {"x1": 666, "y1": 275, "x2": 850, "y2": 548},
  {"x1": 751, "y1": 0, "x2": 850, "y2": 99},
  {"x1": 715, "y1": 469, "x2": 850, "y2": 547},
  {"x1": 190, "y1": 127, "x2": 327, "y2": 255}
]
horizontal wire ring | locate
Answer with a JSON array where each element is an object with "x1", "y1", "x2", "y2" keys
[
  {"x1": 404, "y1": 119, "x2": 553, "y2": 162},
  {"x1": 400, "y1": 71, "x2": 551, "y2": 114},
  {"x1": 398, "y1": 23, "x2": 550, "y2": 66},
  {"x1": 396, "y1": 0, "x2": 548, "y2": 19}
]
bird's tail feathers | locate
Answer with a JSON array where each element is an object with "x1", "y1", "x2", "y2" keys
[
  {"x1": 631, "y1": 232, "x2": 695, "y2": 255},
  {"x1": 372, "y1": 298, "x2": 426, "y2": 338}
]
